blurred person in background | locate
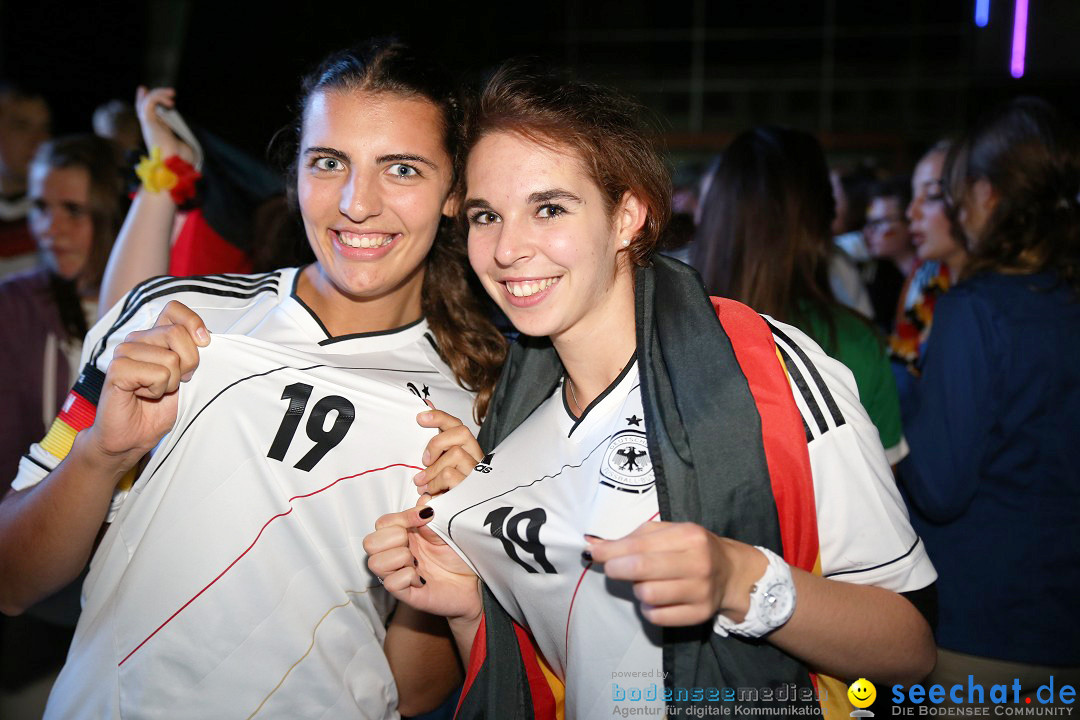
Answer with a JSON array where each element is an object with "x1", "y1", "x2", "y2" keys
[
  {"x1": 92, "y1": 99, "x2": 142, "y2": 163},
  {"x1": 863, "y1": 176, "x2": 915, "y2": 333},
  {"x1": 0, "y1": 82, "x2": 51, "y2": 278},
  {"x1": 828, "y1": 164, "x2": 875, "y2": 319},
  {"x1": 901, "y1": 97, "x2": 1080, "y2": 697},
  {"x1": 889, "y1": 141, "x2": 968, "y2": 415},
  {"x1": 97, "y1": 85, "x2": 305, "y2": 314},
  {"x1": 694, "y1": 127, "x2": 906, "y2": 465},
  {"x1": 0, "y1": 134, "x2": 122, "y2": 720}
]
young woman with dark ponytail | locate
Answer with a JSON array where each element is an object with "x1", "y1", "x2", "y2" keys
[{"x1": 0, "y1": 41, "x2": 504, "y2": 718}]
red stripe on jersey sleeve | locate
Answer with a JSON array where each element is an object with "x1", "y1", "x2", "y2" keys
[{"x1": 711, "y1": 297, "x2": 820, "y2": 572}]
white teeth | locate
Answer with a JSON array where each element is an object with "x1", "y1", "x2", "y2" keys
[
  {"x1": 338, "y1": 231, "x2": 394, "y2": 249},
  {"x1": 506, "y1": 277, "x2": 558, "y2": 298}
]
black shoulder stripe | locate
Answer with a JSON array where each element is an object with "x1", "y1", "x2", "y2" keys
[
  {"x1": 93, "y1": 282, "x2": 279, "y2": 365},
  {"x1": 767, "y1": 320, "x2": 846, "y2": 429},
  {"x1": 423, "y1": 331, "x2": 441, "y2": 355},
  {"x1": 127, "y1": 272, "x2": 281, "y2": 310},
  {"x1": 824, "y1": 538, "x2": 922, "y2": 579},
  {"x1": 775, "y1": 343, "x2": 827, "y2": 439}
]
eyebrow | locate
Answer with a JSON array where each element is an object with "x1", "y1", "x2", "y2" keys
[
  {"x1": 376, "y1": 153, "x2": 440, "y2": 171},
  {"x1": 303, "y1": 146, "x2": 349, "y2": 162},
  {"x1": 462, "y1": 198, "x2": 492, "y2": 214},
  {"x1": 528, "y1": 189, "x2": 583, "y2": 205},
  {"x1": 302, "y1": 148, "x2": 440, "y2": 172},
  {"x1": 462, "y1": 188, "x2": 585, "y2": 214}
]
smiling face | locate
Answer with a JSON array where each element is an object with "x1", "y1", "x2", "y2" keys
[
  {"x1": 907, "y1": 150, "x2": 966, "y2": 268},
  {"x1": 847, "y1": 678, "x2": 877, "y2": 709},
  {"x1": 464, "y1": 131, "x2": 642, "y2": 352},
  {"x1": 29, "y1": 164, "x2": 94, "y2": 283},
  {"x1": 296, "y1": 89, "x2": 454, "y2": 331}
]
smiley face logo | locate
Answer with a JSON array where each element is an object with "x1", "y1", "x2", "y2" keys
[{"x1": 848, "y1": 678, "x2": 877, "y2": 709}]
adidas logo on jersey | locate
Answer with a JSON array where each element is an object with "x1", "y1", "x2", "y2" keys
[
  {"x1": 406, "y1": 382, "x2": 432, "y2": 401},
  {"x1": 475, "y1": 453, "x2": 495, "y2": 474}
]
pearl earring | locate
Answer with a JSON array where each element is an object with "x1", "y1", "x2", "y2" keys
[{"x1": 622, "y1": 238, "x2": 630, "y2": 247}]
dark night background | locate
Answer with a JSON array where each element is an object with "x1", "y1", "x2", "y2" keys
[{"x1": 3, "y1": 0, "x2": 1079, "y2": 177}]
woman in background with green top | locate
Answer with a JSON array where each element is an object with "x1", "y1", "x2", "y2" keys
[{"x1": 692, "y1": 126, "x2": 905, "y2": 464}]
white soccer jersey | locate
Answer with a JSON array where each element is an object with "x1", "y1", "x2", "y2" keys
[
  {"x1": 428, "y1": 319, "x2": 936, "y2": 720},
  {"x1": 11, "y1": 270, "x2": 476, "y2": 720}
]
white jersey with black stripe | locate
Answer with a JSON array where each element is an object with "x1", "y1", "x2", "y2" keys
[
  {"x1": 427, "y1": 317, "x2": 934, "y2": 720},
  {"x1": 15, "y1": 269, "x2": 476, "y2": 719}
]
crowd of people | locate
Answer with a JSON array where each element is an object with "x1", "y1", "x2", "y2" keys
[{"x1": 0, "y1": 37, "x2": 1076, "y2": 720}]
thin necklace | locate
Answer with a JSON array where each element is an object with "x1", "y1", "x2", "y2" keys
[{"x1": 566, "y1": 375, "x2": 582, "y2": 415}]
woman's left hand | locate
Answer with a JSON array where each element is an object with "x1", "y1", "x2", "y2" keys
[
  {"x1": 413, "y1": 410, "x2": 483, "y2": 497},
  {"x1": 586, "y1": 521, "x2": 767, "y2": 627}
]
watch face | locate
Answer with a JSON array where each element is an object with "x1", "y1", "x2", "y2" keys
[{"x1": 759, "y1": 581, "x2": 796, "y2": 627}]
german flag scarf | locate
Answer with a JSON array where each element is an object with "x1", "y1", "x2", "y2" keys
[{"x1": 461, "y1": 256, "x2": 822, "y2": 718}]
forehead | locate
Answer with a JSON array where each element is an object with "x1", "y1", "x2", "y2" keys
[
  {"x1": 0, "y1": 95, "x2": 49, "y2": 122},
  {"x1": 868, "y1": 196, "x2": 901, "y2": 215},
  {"x1": 30, "y1": 164, "x2": 89, "y2": 198},
  {"x1": 466, "y1": 131, "x2": 592, "y2": 193},
  {"x1": 914, "y1": 151, "x2": 945, "y2": 182},
  {"x1": 301, "y1": 89, "x2": 448, "y2": 156}
]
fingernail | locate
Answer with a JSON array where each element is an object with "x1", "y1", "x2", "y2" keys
[
  {"x1": 413, "y1": 557, "x2": 418, "y2": 567},
  {"x1": 195, "y1": 327, "x2": 209, "y2": 344},
  {"x1": 418, "y1": 411, "x2": 432, "y2": 423},
  {"x1": 581, "y1": 549, "x2": 593, "y2": 562},
  {"x1": 422, "y1": 450, "x2": 431, "y2": 465},
  {"x1": 413, "y1": 470, "x2": 426, "y2": 484},
  {"x1": 420, "y1": 576, "x2": 427, "y2": 585},
  {"x1": 419, "y1": 507, "x2": 434, "y2": 519}
]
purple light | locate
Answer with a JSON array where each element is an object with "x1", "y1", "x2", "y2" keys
[
  {"x1": 1010, "y1": 0, "x2": 1029, "y2": 78},
  {"x1": 975, "y1": 0, "x2": 990, "y2": 27}
]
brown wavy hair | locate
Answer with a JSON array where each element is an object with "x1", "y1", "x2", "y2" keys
[
  {"x1": 460, "y1": 60, "x2": 671, "y2": 267},
  {"x1": 31, "y1": 134, "x2": 124, "y2": 340},
  {"x1": 945, "y1": 97, "x2": 1080, "y2": 294},
  {"x1": 277, "y1": 40, "x2": 507, "y2": 421}
]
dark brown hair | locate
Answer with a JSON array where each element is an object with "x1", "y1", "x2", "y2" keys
[
  {"x1": 31, "y1": 134, "x2": 123, "y2": 340},
  {"x1": 692, "y1": 126, "x2": 846, "y2": 345},
  {"x1": 945, "y1": 97, "x2": 1080, "y2": 293},
  {"x1": 279, "y1": 40, "x2": 506, "y2": 421},
  {"x1": 461, "y1": 61, "x2": 671, "y2": 266}
]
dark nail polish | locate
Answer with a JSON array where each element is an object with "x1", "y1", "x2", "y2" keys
[
  {"x1": 413, "y1": 557, "x2": 418, "y2": 567},
  {"x1": 420, "y1": 576, "x2": 427, "y2": 585},
  {"x1": 418, "y1": 507, "x2": 434, "y2": 519},
  {"x1": 581, "y1": 549, "x2": 593, "y2": 562}
]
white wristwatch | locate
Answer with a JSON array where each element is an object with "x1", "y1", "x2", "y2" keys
[{"x1": 713, "y1": 546, "x2": 796, "y2": 638}]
